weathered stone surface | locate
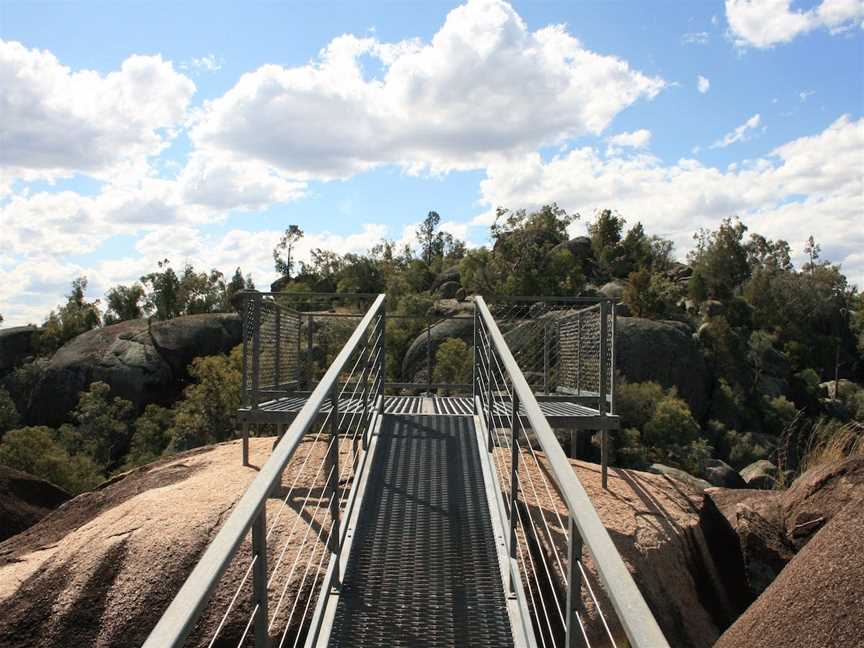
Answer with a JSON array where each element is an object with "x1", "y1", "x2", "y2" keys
[
  {"x1": 715, "y1": 492, "x2": 864, "y2": 648},
  {"x1": 740, "y1": 460, "x2": 779, "y2": 489},
  {"x1": 0, "y1": 326, "x2": 38, "y2": 374},
  {"x1": 26, "y1": 314, "x2": 241, "y2": 426},
  {"x1": 615, "y1": 317, "x2": 710, "y2": 419},
  {"x1": 600, "y1": 280, "x2": 626, "y2": 301},
  {"x1": 819, "y1": 378, "x2": 861, "y2": 400},
  {"x1": 649, "y1": 463, "x2": 712, "y2": 492},
  {"x1": 0, "y1": 438, "x2": 327, "y2": 648},
  {"x1": 705, "y1": 459, "x2": 747, "y2": 489},
  {"x1": 513, "y1": 456, "x2": 738, "y2": 647},
  {"x1": 0, "y1": 465, "x2": 70, "y2": 542}
]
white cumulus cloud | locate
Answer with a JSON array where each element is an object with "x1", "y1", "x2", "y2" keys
[
  {"x1": 698, "y1": 75, "x2": 711, "y2": 94},
  {"x1": 606, "y1": 129, "x2": 652, "y2": 154},
  {"x1": 189, "y1": 0, "x2": 665, "y2": 180},
  {"x1": 710, "y1": 113, "x2": 762, "y2": 148},
  {"x1": 0, "y1": 39, "x2": 195, "y2": 186},
  {"x1": 725, "y1": 0, "x2": 864, "y2": 48}
]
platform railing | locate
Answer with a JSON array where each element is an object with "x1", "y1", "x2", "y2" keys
[
  {"x1": 474, "y1": 296, "x2": 668, "y2": 648},
  {"x1": 143, "y1": 294, "x2": 386, "y2": 648}
]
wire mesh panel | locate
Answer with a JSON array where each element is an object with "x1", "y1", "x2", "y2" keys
[
  {"x1": 487, "y1": 299, "x2": 614, "y2": 403},
  {"x1": 242, "y1": 294, "x2": 302, "y2": 408}
]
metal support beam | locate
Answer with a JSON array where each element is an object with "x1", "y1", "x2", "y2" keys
[
  {"x1": 361, "y1": 330, "x2": 369, "y2": 451},
  {"x1": 565, "y1": 516, "x2": 584, "y2": 648},
  {"x1": 328, "y1": 386, "x2": 341, "y2": 589},
  {"x1": 508, "y1": 389, "x2": 520, "y2": 594},
  {"x1": 599, "y1": 300, "x2": 609, "y2": 490},
  {"x1": 306, "y1": 313, "x2": 314, "y2": 388},
  {"x1": 251, "y1": 508, "x2": 269, "y2": 648},
  {"x1": 275, "y1": 306, "x2": 281, "y2": 390},
  {"x1": 242, "y1": 423, "x2": 250, "y2": 467},
  {"x1": 426, "y1": 321, "x2": 432, "y2": 394},
  {"x1": 251, "y1": 295, "x2": 262, "y2": 409},
  {"x1": 543, "y1": 321, "x2": 549, "y2": 395}
]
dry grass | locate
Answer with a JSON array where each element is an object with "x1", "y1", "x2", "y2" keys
[{"x1": 799, "y1": 419, "x2": 864, "y2": 474}]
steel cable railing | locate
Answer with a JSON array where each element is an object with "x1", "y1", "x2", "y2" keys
[
  {"x1": 144, "y1": 294, "x2": 386, "y2": 648},
  {"x1": 473, "y1": 296, "x2": 668, "y2": 648}
]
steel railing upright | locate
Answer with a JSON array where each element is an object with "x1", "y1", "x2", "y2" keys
[
  {"x1": 144, "y1": 294, "x2": 386, "y2": 648},
  {"x1": 474, "y1": 296, "x2": 667, "y2": 648}
]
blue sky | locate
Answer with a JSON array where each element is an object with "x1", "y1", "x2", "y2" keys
[{"x1": 1, "y1": 0, "x2": 862, "y2": 325}]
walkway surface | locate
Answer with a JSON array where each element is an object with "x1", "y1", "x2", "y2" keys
[{"x1": 327, "y1": 414, "x2": 515, "y2": 648}]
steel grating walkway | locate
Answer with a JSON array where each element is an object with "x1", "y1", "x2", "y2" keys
[{"x1": 327, "y1": 414, "x2": 515, "y2": 648}]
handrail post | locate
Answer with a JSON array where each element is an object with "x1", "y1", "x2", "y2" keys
[
  {"x1": 486, "y1": 323, "x2": 493, "y2": 453},
  {"x1": 245, "y1": 294, "x2": 262, "y2": 466},
  {"x1": 275, "y1": 305, "x2": 281, "y2": 391},
  {"x1": 328, "y1": 385, "x2": 341, "y2": 588},
  {"x1": 251, "y1": 507, "x2": 269, "y2": 648},
  {"x1": 543, "y1": 320, "x2": 549, "y2": 395},
  {"x1": 306, "y1": 313, "x2": 314, "y2": 388},
  {"x1": 508, "y1": 388, "x2": 520, "y2": 593},
  {"x1": 565, "y1": 515, "x2": 584, "y2": 648},
  {"x1": 426, "y1": 320, "x2": 432, "y2": 394},
  {"x1": 378, "y1": 303, "x2": 386, "y2": 412},
  {"x1": 577, "y1": 310, "x2": 582, "y2": 395},
  {"x1": 472, "y1": 304, "x2": 478, "y2": 412},
  {"x1": 295, "y1": 311, "x2": 302, "y2": 386},
  {"x1": 361, "y1": 328, "x2": 370, "y2": 450},
  {"x1": 599, "y1": 300, "x2": 609, "y2": 490}
]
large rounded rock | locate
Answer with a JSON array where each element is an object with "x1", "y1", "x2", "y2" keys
[
  {"x1": 0, "y1": 465, "x2": 70, "y2": 542},
  {"x1": 0, "y1": 438, "x2": 327, "y2": 647},
  {"x1": 401, "y1": 316, "x2": 475, "y2": 379},
  {"x1": 431, "y1": 265, "x2": 461, "y2": 291},
  {"x1": 615, "y1": 317, "x2": 710, "y2": 419},
  {"x1": 648, "y1": 463, "x2": 712, "y2": 492},
  {"x1": 0, "y1": 326, "x2": 38, "y2": 374},
  {"x1": 705, "y1": 459, "x2": 747, "y2": 489},
  {"x1": 27, "y1": 314, "x2": 241, "y2": 426},
  {"x1": 435, "y1": 280, "x2": 460, "y2": 299},
  {"x1": 519, "y1": 456, "x2": 741, "y2": 646},
  {"x1": 715, "y1": 492, "x2": 864, "y2": 648},
  {"x1": 740, "y1": 460, "x2": 779, "y2": 490}
]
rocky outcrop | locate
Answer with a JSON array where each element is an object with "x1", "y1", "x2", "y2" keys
[
  {"x1": 402, "y1": 316, "x2": 474, "y2": 380},
  {"x1": 0, "y1": 438, "x2": 328, "y2": 648},
  {"x1": 431, "y1": 265, "x2": 461, "y2": 291},
  {"x1": 615, "y1": 317, "x2": 710, "y2": 419},
  {"x1": 0, "y1": 466, "x2": 70, "y2": 542},
  {"x1": 705, "y1": 459, "x2": 747, "y2": 489},
  {"x1": 435, "y1": 280, "x2": 460, "y2": 299},
  {"x1": 649, "y1": 463, "x2": 712, "y2": 492},
  {"x1": 705, "y1": 457, "x2": 864, "y2": 601},
  {"x1": 0, "y1": 326, "x2": 38, "y2": 374},
  {"x1": 25, "y1": 314, "x2": 241, "y2": 426},
  {"x1": 714, "y1": 491, "x2": 864, "y2": 648},
  {"x1": 740, "y1": 460, "x2": 779, "y2": 489},
  {"x1": 512, "y1": 456, "x2": 741, "y2": 647}
]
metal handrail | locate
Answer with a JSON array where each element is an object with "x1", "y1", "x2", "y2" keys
[
  {"x1": 143, "y1": 294, "x2": 386, "y2": 648},
  {"x1": 474, "y1": 296, "x2": 668, "y2": 648}
]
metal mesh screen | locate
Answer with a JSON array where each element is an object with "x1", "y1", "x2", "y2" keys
[{"x1": 242, "y1": 296, "x2": 302, "y2": 407}]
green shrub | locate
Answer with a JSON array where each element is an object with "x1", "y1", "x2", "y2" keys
[
  {"x1": 121, "y1": 404, "x2": 175, "y2": 470},
  {"x1": 170, "y1": 347, "x2": 242, "y2": 451},
  {"x1": 615, "y1": 380, "x2": 665, "y2": 430},
  {"x1": 0, "y1": 426, "x2": 102, "y2": 493},
  {"x1": 433, "y1": 338, "x2": 473, "y2": 395},
  {"x1": 0, "y1": 388, "x2": 20, "y2": 436}
]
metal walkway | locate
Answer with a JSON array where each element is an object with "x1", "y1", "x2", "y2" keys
[
  {"x1": 144, "y1": 293, "x2": 668, "y2": 648},
  {"x1": 326, "y1": 414, "x2": 514, "y2": 648},
  {"x1": 240, "y1": 395, "x2": 618, "y2": 429}
]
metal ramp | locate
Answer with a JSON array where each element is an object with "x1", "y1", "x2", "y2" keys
[
  {"x1": 322, "y1": 414, "x2": 515, "y2": 648},
  {"x1": 144, "y1": 292, "x2": 668, "y2": 648}
]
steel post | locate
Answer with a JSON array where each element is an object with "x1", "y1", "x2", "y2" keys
[
  {"x1": 328, "y1": 386, "x2": 341, "y2": 587},
  {"x1": 306, "y1": 313, "x2": 314, "y2": 388},
  {"x1": 251, "y1": 507, "x2": 269, "y2": 648},
  {"x1": 543, "y1": 321, "x2": 549, "y2": 395},
  {"x1": 361, "y1": 329, "x2": 369, "y2": 450},
  {"x1": 599, "y1": 300, "x2": 609, "y2": 489},
  {"x1": 274, "y1": 306, "x2": 281, "y2": 390},
  {"x1": 486, "y1": 325, "x2": 493, "y2": 452},
  {"x1": 426, "y1": 321, "x2": 432, "y2": 394},
  {"x1": 251, "y1": 295, "x2": 262, "y2": 409},
  {"x1": 565, "y1": 516, "x2": 584, "y2": 648},
  {"x1": 508, "y1": 389, "x2": 520, "y2": 593}
]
